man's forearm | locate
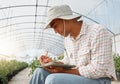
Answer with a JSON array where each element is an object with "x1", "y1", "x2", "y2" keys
[{"x1": 63, "y1": 69, "x2": 80, "y2": 75}]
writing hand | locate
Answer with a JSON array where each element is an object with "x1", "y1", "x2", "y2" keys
[{"x1": 39, "y1": 52, "x2": 53, "y2": 65}]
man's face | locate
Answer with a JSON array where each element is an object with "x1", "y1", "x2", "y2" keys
[{"x1": 50, "y1": 19, "x2": 69, "y2": 37}]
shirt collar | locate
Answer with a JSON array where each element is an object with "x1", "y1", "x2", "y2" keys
[
  {"x1": 79, "y1": 21, "x2": 88, "y2": 36},
  {"x1": 69, "y1": 21, "x2": 88, "y2": 41}
]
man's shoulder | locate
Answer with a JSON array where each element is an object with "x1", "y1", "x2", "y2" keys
[
  {"x1": 88, "y1": 23, "x2": 112, "y2": 38},
  {"x1": 87, "y1": 23, "x2": 110, "y2": 36},
  {"x1": 89, "y1": 23, "x2": 106, "y2": 32}
]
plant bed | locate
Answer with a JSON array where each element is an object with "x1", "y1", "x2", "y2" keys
[
  {"x1": 0, "y1": 60, "x2": 28, "y2": 84},
  {"x1": 6, "y1": 67, "x2": 27, "y2": 81},
  {"x1": 0, "y1": 76, "x2": 3, "y2": 84}
]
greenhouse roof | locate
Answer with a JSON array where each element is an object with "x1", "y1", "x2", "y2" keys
[{"x1": 0, "y1": 0, "x2": 120, "y2": 62}]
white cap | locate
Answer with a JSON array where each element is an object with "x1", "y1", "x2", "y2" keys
[{"x1": 44, "y1": 5, "x2": 81, "y2": 29}]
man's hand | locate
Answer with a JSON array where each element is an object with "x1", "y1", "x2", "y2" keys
[
  {"x1": 39, "y1": 55, "x2": 53, "y2": 65},
  {"x1": 43, "y1": 61, "x2": 65, "y2": 73},
  {"x1": 45, "y1": 66, "x2": 80, "y2": 75},
  {"x1": 39, "y1": 51, "x2": 53, "y2": 65},
  {"x1": 44, "y1": 66, "x2": 64, "y2": 73}
]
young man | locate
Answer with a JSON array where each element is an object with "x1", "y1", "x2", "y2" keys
[{"x1": 30, "y1": 5, "x2": 116, "y2": 84}]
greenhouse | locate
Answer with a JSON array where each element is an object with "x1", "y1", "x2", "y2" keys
[{"x1": 0, "y1": 0, "x2": 120, "y2": 84}]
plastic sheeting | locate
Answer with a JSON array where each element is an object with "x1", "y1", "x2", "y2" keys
[{"x1": 0, "y1": 0, "x2": 120, "y2": 61}]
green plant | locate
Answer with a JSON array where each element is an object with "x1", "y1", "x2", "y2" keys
[
  {"x1": 57, "y1": 54, "x2": 64, "y2": 60},
  {"x1": 114, "y1": 53, "x2": 120, "y2": 80},
  {"x1": 29, "y1": 57, "x2": 41, "y2": 76},
  {"x1": 114, "y1": 53, "x2": 120, "y2": 72}
]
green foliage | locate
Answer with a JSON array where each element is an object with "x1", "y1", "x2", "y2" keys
[
  {"x1": 29, "y1": 57, "x2": 41, "y2": 76},
  {"x1": 28, "y1": 55, "x2": 64, "y2": 76},
  {"x1": 0, "y1": 59, "x2": 28, "y2": 84},
  {"x1": 114, "y1": 53, "x2": 120, "y2": 72},
  {"x1": 57, "y1": 54, "x2": 64, "y2": 60}
]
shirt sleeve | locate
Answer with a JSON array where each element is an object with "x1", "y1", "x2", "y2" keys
[{"x1": 79, "y1": 27, "x2": 113, "y2": 79}]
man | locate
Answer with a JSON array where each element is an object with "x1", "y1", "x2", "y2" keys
[{"x1": 30, "y1": 5, "x2": 116, "y2": 84}]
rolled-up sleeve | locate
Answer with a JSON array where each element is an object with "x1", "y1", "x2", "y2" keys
[{"x1": 79, "y1": 28, "x2": 112, "y2": 79}]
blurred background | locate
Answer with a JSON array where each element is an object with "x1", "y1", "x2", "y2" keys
[{"x1": 0, "y1": 0, "x2": 120, "y2": 63}]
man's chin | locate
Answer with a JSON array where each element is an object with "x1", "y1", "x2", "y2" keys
[
  {"x1": 60, "y1": 34, "x2": 69, "y2": 38},
  {"x1": 64, "y1": 34, "x2": 69, "y2": 37}
]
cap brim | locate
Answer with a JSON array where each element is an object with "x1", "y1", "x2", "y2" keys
[
  {"x1": 44, "y1": 20, "x2": 52, "y2": 29},
  {"x1": 44, "y1": 15, "x2": 81, "y2": 29}
]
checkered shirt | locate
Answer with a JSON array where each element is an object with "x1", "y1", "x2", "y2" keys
[{"x1": 62, "y1": 22, "x2": 117, "y2": 80}]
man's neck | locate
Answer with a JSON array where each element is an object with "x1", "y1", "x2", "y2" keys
[{"x1": 70, "y1": 21, "x2": 83, "y2": 39}]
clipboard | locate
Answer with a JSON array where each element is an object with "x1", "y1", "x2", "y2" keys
[{"x1": 38, "y1": 61, "x2": 76, "y2": 69}]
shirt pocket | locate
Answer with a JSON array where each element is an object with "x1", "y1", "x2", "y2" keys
[{"x1": 77, "y1": 48, "x2": 90, "y2": 67}]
